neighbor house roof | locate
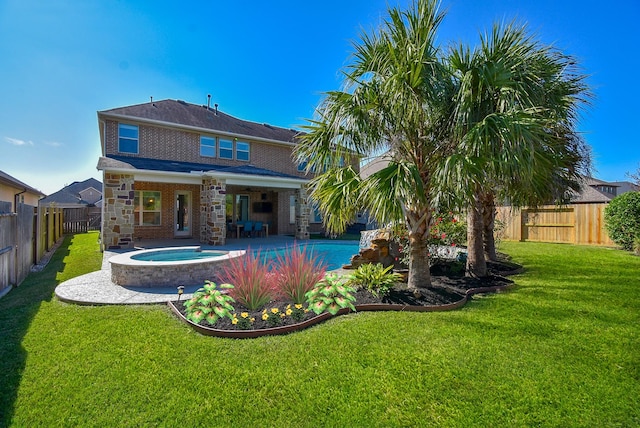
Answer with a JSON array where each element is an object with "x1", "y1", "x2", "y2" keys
[
  {"x1": 568, "y1": 176, "x2": 639, "y2": 204},
  {"x1": 0, "y1": 170, "x2": 45, "y2": 197},
  {"x1": 99, "y1": 155, "x2": 305, "y2": 181},
  {"x1": 98, "y1": 99, "x2": 303, "y2": 144},
  {"x1": 40, "y1": 178, "x2": 103, "y2": 206},
  {"x1": 570, "y1": 184, "x2": 614, "y2": 203}
]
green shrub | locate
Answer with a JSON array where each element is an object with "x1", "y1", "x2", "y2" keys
[
  {"x1": 347, "y1": 263, "x2": 401, "y2": 298},
  {"x1": 184, "y1": 281, "x2": 236, "y2": 324},
  {"x1": 305, "y1": 274, "x2": 357, "y2": 315},
  {"x1": 604, "y1": 192, "x2": 640, "y2": 251}
]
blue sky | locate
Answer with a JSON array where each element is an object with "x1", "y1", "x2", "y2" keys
[{"x1": 1, "y1": 0, "x2": 638, "y2": 195}]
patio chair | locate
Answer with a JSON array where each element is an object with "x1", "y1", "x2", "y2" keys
[
  {"x1": 243, "y1": 221, "x2": 254, "y2": 238},
  {"x1": 253, "y1": 221, "x2": 263, "y2": 237}
]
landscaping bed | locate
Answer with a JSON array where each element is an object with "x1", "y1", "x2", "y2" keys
[{"x1": 169, "y1": 260, "x2": 520, "y2": 338}]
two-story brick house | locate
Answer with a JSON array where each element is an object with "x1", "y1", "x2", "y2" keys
[{"x1": 97, "y1": 98, "x2": 341, "y2": 250}]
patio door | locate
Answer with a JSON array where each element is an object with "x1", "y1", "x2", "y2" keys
[{"x1": 175, "y1": 191, "x2": 191, "y2": 237}]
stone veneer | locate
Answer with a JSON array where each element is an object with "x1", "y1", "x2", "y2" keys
[
  {"x1": 200, "y1": 177, "x2": 227, "y2": 245},
  {"x1": 295, "y1": 187, "x2": 310, "y2": 240},
  {"x1": 102, "y1": 173, "x2": 135, "y2": 250}
]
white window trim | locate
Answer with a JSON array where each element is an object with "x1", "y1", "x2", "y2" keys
[
  {"x1": 200, "y1": 135, "x2": 217, "y2": 158},
  {"x1": 236, "y1": 141, "x2": 250, "y2": 162},
  {"x1": 118, "y1": 123, "x2": 139, "y2": 154},
  {"x1": 219, "y1": 138, "x2": 234, "y2": 160},
  {"x1": 135, "y1": 190, "x2": 161, "y2": 226}
]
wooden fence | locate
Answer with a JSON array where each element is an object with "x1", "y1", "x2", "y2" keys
[
  {"x1": 496, "y1": 203, "x2": 614, "y2": 246},
  {"x1": 0, "y1": 202, "x2": 64, "y2": 293},
  {"x1": 63, "y1": 207, "x2": 101, "y2": 233}
]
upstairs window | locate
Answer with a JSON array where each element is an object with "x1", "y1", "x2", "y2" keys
[
  {"x1": 219, "y1": 139, "x2": 233, "y2": 159},
  {"x1": 236, "y1": 141, "x2": 250, "y2": 161},
  {"x1": 118, "y1": 124, "x2": 139, "y2": 154},
  {"x1": 200, "y1": 136, "x2": 216, "y2": 157}
]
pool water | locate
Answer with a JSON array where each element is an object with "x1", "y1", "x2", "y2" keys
[
  {"x1": 258, "y1": 241, "x2": 359, "y2": 270},
  {"x1": 131, "y1": 249, "x2": 227, "y2": 262}
]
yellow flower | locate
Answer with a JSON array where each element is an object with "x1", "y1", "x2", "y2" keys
[
  {"x1": 232, "y1": 318, "x2": 238, "y2": 325},
  {"x1": 262, "y1": 309, "x2": 267, "y2": 314},
  {"x1": 262, "y1": 313, "x2": 269, "y2": 321},
  {"x1": 286, "y1": 309, "x2": 293, "y2": 316},
  {"x1": 271, "y1": 308, "x2": 279, "y2": 314},
  {"x1": 241, "y1": 312, "x2": 249, "y2": 318},
  {"x1": 286, "y1": 304, "x2": 291, "y2": 310},
  {"x1": 250, "y1": 318, "x2": 255, "y2": 322},
  {"x1": 280, "y1": 313, "x2": 285, "y2": 318},
  {"x1": 295, "y1": 304, "x2": 303, "y2": 310}
]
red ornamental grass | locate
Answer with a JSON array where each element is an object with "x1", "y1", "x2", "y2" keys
[
  {"x1": 274, "y1": 244, "x2": 327, "y2": 304},
  {"x1": 220, "y1": 248, "x2": 277, "y2": 311}
]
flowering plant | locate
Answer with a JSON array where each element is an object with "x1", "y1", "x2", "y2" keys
[
  {"x1": 392, "y1": 211, "x2": 466, "y2": 267},
  {"x1": 262, "y1": 307, "x2": 286, "y2": 327},
  {"x1": 286, "y1": 303, "x2": 307, "y2": 322},
  {"x1": 232, "y1": 312, "x2": 256, "y2": 330}
]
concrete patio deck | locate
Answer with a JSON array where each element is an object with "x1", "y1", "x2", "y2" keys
[{"x1": 55, "y1": 235, "x2": 300, "y2": 305}]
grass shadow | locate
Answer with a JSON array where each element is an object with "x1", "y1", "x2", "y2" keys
[{"x1": 0, "y1": 235, "x2": 72, "y2": 427}]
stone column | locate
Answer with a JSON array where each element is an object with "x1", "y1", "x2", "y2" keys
[
  {"x1": 295, "y1": 186, "x2": 310, "y2": 240},
  {"x1": 200, "y1": 177, "x2": 227, "y2": 245},
  {"x1": 102, "y1": 173, "x2": 135, "y2": 250}
]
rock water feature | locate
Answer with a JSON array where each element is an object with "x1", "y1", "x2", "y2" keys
[
  {"x1": 342, "y1": 229, "x2": 396, "y2": 269},
  {"x1": 343, "y1": 228, "x2": 467, "y2": 272}
]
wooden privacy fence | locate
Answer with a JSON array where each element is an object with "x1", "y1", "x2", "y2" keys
[
  {"x1": 0, "y1": 202, "x2": 65, "y2": 293},
  {"x1": 496, "y1": 203, "x2": 614, "y2": 246},
  {"x1": 63, "y1": 207, "x2": 101, "y2": 233}
]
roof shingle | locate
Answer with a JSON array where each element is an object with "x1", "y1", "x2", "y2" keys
[{"x1": 99, "y1": 99, "x2": 302, "y2": 144}]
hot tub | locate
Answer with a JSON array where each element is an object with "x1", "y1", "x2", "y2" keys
[{"x1": 109, "y1": 247, "x2": 244, "y2": 288}]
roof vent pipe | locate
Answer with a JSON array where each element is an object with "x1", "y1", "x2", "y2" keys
[
  {"x1": 207, "y1": 94, "x2": 211, "y2": 110},
  {"x1": 214, "y1": 103, "x2": 218, "y2": 116}
]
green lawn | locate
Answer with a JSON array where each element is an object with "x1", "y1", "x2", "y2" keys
[{"x1": 1, "y1": 232, "x2": 638, "y2": 427}]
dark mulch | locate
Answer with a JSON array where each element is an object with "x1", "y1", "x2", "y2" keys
[{"x1": 172, "y1": 259, "x2": 521, "y2": 332}]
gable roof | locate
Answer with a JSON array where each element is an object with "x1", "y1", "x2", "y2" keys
[
  {"x1": 40, "y1": 178, "x2": 103, "y2": 205},
  {"x1": 99, "y1": 99, "x2": 302, "y2": 144},
  {"x1": 99, "y1": 155, "x2": 304, "y2": 180},
  {"x1": 0, "y1": 170, "x2": 45, "y2": 196}
]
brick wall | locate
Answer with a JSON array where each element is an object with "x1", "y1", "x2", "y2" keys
[
  {"x1": 104, "y1": 119, "x2": 339, "y2": 178},
  {"x1": 133, "y1": 182, "x2": 201, "y2": 240}
]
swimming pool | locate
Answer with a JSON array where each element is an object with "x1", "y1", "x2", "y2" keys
[{"x1": 258, "y1": 241, "x2": 360, "y2": 270}]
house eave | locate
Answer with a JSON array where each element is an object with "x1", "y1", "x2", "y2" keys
[
  {"x1": 97, "y1": 111, "x2": 299, "y2": 148},
  {"x1": 99, "y1": 165, "x2": 308, "y2": 189}
]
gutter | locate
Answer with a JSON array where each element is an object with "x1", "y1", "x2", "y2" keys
[{"x1": 98, "y1": 164, "x2": 308, "y2": 189}]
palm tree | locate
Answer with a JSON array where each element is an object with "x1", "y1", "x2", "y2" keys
[
  {"x1": 294, "y1": 0, "x2": 454, "y2": 291},
  {"x1": 445, "y1": 22, "x2": 591, "y2": 276}
]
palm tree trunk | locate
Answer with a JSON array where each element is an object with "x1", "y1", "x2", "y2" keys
[
  {"x1": 466, "y1": 189, "x2": 488, "y2": 277},
  {"x1": 481, "y1": 191, "x2": 498, "y2": 261},
  {"x1": 406, "y1": 206, "x2": 432, "y2": 290}
]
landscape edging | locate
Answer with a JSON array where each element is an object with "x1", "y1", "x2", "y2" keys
[{"x1": 168, "y1": 280, "x2": 515, "y2": 338}]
